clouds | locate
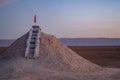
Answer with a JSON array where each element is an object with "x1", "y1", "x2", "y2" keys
[{"x1": 0, "y1": 0, "x2": 17, "y2": 7}]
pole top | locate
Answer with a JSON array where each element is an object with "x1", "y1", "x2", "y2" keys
[{"x1": 34, "y1": 15, "x2": 36, "y2": 25}]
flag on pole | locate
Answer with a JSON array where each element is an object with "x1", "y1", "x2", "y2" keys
[{"x1": 34, "y1": 15, "x2": 36, "y2": 24}]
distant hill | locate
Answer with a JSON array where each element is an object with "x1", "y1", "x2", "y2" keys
[
  {"x1": 60, "y1": 38, "x2": 120, "y2": 46},
  {"x1": 1, "y1": 38, "x2": 120, "y2": 46},
  {"x1": 0, "y1": 39, "x2": 15, "y2": 47}
]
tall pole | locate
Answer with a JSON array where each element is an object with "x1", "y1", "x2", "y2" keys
[{"x1": 34, "y1": 15, "x2": 36, "y2": 25}]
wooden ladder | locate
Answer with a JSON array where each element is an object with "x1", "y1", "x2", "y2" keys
[{"x1": 25, "y1": 26, "x2": 41, "y2": 59}]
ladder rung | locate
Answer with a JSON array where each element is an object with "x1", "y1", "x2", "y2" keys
[{"x1": 25, "y1": 26, "x2": 40, "y2": 59}]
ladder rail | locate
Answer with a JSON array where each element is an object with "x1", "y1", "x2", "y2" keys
[
  {"x1": 25, "y1": 28, "x2": 33, "y2": 58},
  {"x1": 34, "y1": 28, "x2": 40, "y2": 58}
]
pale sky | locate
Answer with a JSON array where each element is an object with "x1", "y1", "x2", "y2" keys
[{"x1": 0, "y1": 0, "x2": 120, "y2": 39}]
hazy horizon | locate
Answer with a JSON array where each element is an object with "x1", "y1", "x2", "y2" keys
[{"x1": 0, "y1": 0, "x2": 120, "y2": 39}]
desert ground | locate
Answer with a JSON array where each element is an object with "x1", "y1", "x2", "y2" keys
[
  {"x1": 1, "y1": 46, "x2": 120, "y2": 68},
  {"x1": 69, "y1": 46, "x2": 120, "y2": 68},
  {"x1": 0, "y1": 44, "x2": 120, "y2": 80},
  {"x1": 0, "y1": 47, "x2": 7, "y2": 54}
]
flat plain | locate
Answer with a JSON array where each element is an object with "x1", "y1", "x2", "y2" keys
[
  {"x1": 0, "y1": 47, "x2": 7, "y2": 54},
  {"x1": 68, "y1": 46, "x2": 120, "y2": 68},
  {"x1": 0, "y1": 46, "x2": 120, "y2": 80},
  {"x1": 0, "y1": 46, "x2": 120, "y2": 68}
]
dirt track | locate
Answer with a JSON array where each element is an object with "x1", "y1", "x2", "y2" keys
[{"x1": 69, "y1": 46, "x2": 120, "y2": 68}]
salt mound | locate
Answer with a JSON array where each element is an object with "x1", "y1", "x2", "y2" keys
[
  {"x1": 2, "y1": 32, "x2": 120, "y2": 80},
  {"x1": 38, "y1": 32, "x2": 103, "y2": 72},
  {"x1": 0, "y1": 32, "x2": 104, "y2": 73}
]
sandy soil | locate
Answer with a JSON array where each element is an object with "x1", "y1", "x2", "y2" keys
[
  {"x1": 1, "y1": 46, "x2": 120, "y2": 68},
  {"x1": 0, "y1": 47, "x2": 7, "y2": 53},
  {"x1": 69, "y1": 46, "x2": 120, "y2": 68}
]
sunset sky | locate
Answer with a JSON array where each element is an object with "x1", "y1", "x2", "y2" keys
[{"x1": 0, "y1": 0, "x2": 120, "y2": 39}]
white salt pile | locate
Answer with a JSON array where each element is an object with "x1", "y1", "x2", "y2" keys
[{"x1": 0, "y1": 32, "x2": 120, "y2": 80}]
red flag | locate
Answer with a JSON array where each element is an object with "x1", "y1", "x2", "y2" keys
[{"x1": 34, "y1": 15, "x2": 36, "y2": 23}]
